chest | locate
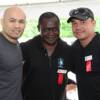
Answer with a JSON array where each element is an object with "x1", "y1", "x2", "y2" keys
[
  {"x1": 0, "y1": 44, "x2": 23, "y2": 72},
  {"x1": 74, "y1": 45, "x2": 100, "y2": 74}
]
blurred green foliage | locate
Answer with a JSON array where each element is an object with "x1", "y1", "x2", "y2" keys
[{"x1": 21, "y1": 17, "x2": 100, "y2": 40}]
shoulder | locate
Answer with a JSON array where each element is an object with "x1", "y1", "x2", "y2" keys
[
  {"x1": 96, "y1": 32, "x2": 100, "y2": 40},
  {"x1": 71, "y1": 39, "x2": 80, "y2": 48},
  {"x1": 58, "y1": 38, "x2": 70, "y2": 48},
  {"x1": 20, "y1": 35, "x2": 41, "y2": 48},
  {"x1": 57, "y1": 39, "x2": 71, "y2": 55},
  {"x1": 70, "y1": 39, "x2": 81, "y2": 54},
  {"x1": 20, "y1": 35, "x2": 41, "y2": 55}
]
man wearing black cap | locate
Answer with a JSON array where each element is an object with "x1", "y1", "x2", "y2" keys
[{"x1": 67, "y1": 7, "x2": 100, "y2": 100}]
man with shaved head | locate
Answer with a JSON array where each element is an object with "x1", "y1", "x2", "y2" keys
[{"x1": 0, "y1": 6, "x2": 26, "y2": 100}]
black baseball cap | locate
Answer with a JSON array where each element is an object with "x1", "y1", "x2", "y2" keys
[{"x1": 67, "y1": 7, "x2": 94, "y2": 23}]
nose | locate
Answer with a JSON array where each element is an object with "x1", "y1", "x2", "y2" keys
[
  {"x1": 49, "y1": 29, "x2": 54, "y2": 34},
  {"x1": 14, "y1": 21, "x2": 20, "y2": 28},
  {"x1": 48, "y1": 30, "x2": 57, "y2": 36},
  {"x1": 75, "y1": 23, "x2": 80, "y2": 28},
  {"x1": 49, "y1": 28, "x2": 58, "y2": 35}
]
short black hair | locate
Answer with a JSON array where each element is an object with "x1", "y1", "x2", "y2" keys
[{"x1": 38, "y1": 12, "x2": 60, "y2": 30}]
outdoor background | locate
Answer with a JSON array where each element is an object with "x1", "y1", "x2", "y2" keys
[
  {"x1": 0, "y1": 0, "x2": 100, "y2": 99},
  {"x1": 0, "y1": 0, "x2": 100, "y2": 44}
]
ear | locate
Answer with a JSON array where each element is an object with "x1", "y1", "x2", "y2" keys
[
  {"x1": 0, "y1": 18, "x2": 3, "y2": 26},
  {"x1": 93, "y1": 20, "x2": 96, "y2": 26},
  {"x1": 37, "y1": 25, "x2": 40, "y2": 32}
]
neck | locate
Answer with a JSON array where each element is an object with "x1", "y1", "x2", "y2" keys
[
  {"x1": 43, "y1": 42, "x2": 57, "y2": 56},
  {"x1": 80, "y1": 32, "x2": 96, "y2": 48},
  {"x1": 2, "y1": 32, "x2": 17, "y2": 44}
]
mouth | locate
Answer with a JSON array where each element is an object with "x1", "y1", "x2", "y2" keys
[
  {"x1": 75, "y1": 30, "x2": 84, "y2": 36},
  {"x1": 12, "y1": 30, "x2": 21, "y2": 34},
  {"x1": 47, "y1": 36, "x2": 57, "y2": 40}
]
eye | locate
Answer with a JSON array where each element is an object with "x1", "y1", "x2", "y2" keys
[
  {"x1": 71, "y1": 21, "x2": 77, "y2": 25},
  {"x1": 52, "y1": 27, "x2": 58, "y2": 32},
  {"x1": 80, "y1": 20, "x2": 86, "y2": 24},
  {"x1": 43, "y1": 28, "x2": 49, "y2": 33},
  {"x1": 9, "y1": 18, "x2": 16, "y2": 23},
  {"x1": 19, "y1": 20, "x2": 26, "y2": 24}
]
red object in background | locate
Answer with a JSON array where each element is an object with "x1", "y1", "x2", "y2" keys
[{"x1": 58, "y1": 73, "x2": 63, "y2": 85}]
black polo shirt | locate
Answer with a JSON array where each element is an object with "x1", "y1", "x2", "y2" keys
[
  {"x1": 70, "y1": 33, "x2": 100, "y2": 100},
  {"x1": 21, "y1": 35, "x2": 72, "y2": 100}
]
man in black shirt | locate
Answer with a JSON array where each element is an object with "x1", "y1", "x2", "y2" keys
[
  {"x1": 21, "y1": 12, "x2": 76, "y2": 100},
  {"x1": 67, "y1": 7, "x2": 100, "y2": 100}
]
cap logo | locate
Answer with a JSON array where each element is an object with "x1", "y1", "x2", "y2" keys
[{"x1": 67, "y1": 7, "x2": 94, "y2": 23}]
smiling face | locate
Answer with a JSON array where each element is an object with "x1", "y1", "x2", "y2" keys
[
  {"x1": 71, "y1": 18, "x2": 96, "y2": 41},
  {"x1": 39, "y1": 17, "x2": 60, "y2": 46},
  {"x1": 1, "y1": 7, "x2": 26, "y2": 43}
]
